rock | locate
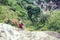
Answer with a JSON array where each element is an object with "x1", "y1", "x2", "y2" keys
[{"x1": 0, "y1": 23, "x2": 60, "y2": 40}]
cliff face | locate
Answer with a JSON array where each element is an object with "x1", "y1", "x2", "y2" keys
[{"x1": 0, "y1": 23, "x2": 60, "y2": 40}]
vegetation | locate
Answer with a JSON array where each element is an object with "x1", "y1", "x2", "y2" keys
[{"x1": 0, "y1": 0, "x2": 60, "y2": 33}]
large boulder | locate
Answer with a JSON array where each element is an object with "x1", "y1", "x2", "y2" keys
[{"x1": 0, "y1": 23, "x2": 60, "y2": 40}]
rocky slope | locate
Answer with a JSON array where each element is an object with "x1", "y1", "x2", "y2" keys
[{"x1": 0, "y1": 23, "x2": 60, "y2": 40}]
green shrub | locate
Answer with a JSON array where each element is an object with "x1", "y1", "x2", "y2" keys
[
  {"x1": 0, "y1": 0, "x2": 8, "y2": 5},
  {"x1": 0, "y1": 6, "x2": 18, "y2": 23},
  {"x1": 44, "y1": 10, "x2": 60, "y2": 32}
]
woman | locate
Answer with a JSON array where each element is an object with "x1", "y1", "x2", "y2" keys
[{"x1": 19, "y1": 21, "x2": 25, "y2": 30}]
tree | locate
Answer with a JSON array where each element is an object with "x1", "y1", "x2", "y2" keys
[
  {"x1": 27, "y1": 6, "x2": 41, "y2": 24},
  {"x1": 0, "y1": 0, "x2": 8, "y2": 5},
  {"x1": 45, "y1": 0, "x2": 50, "y2": 3}
]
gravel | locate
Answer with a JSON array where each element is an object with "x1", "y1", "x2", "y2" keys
[{"x1": 0, "y1": 23, "x2": 60, "y2": 40}]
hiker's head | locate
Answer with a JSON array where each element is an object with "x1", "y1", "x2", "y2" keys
[{"x1": 19, "y1": 21, "x2": 22, "y2": 23}]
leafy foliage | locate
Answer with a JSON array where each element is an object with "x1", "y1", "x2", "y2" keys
[
  {"x1": 27, "y1": 6, "x2": 41, "y2": 24},
  {"x1": 0, "y1": 0, "x2": 60, "y2": 33},
  {"x1": 42, "y1": 11, "x2": 60, "y2": 33},
  {"x1": 0, "y1": 6, "x2": 18, "y2": 22}
]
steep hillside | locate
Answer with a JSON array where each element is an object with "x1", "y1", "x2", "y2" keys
[{"x1": 0, "y1": 0, "x2": 60, "y2": 33}]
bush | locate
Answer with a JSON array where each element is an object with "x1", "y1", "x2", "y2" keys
[
  {"x1": 0, "y1": 0, "x2": 8, "y2": 5},
  {"x1": 0, "y1": 6, "x2": 18, "y2": 23},
  {"x1": 27, "y1": 6, "x2": 41, "y2": 23},
  {"x1": 44, "y1": 10, "x2": 60, "y2": 32}
]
